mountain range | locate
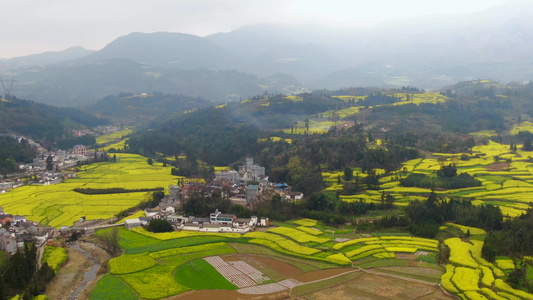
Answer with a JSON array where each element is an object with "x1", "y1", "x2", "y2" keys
[{"x1": 2, "y1": 0, "x2": 533, "y2": 107}]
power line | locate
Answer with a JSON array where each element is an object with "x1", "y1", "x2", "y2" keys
[{"x1": 0, "y1": 76, "x2": 16, "y2": 100}]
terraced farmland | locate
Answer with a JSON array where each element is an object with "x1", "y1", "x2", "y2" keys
[
  {"x1": 442, "y1": 237, "x2": 533, "y2": 300},
  {"x1": 324, "y1": 140, "x2": 533, "y2": 217},
  {"x1": 90, "y1": 220, "x2": 450, "y2": 299}
]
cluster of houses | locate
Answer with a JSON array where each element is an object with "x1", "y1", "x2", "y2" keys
[
  {"x1": 72, "y1": 125, "x2": 122, "y2": 138},
  {"x1": 123, "y1": 158, "x2": 302, "y2": 234},
  {"x1": 141, "y1": 158, "x2": 303, "y2": 212},
  {"x1": 0, "y1": 207, "x2": 52, "y2": 255},
  {"x1": 211, "y1": 158, "x2": 304, "y2": 206},
  {"x1": 125, "y1": 208, "x2": 269, "y2": 233},
  {"x1": 1, "y1": 140, "x2": 107, "y2": 192}
]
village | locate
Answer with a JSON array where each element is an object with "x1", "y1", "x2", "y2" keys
[
  {"x1": 0, "y1": 207, "x2": 53, "y2": 255},
  {"x1": 0, "y1": 155, "x2": 305, "y2": 255},
  {"x1": 0, "y1": 126, "x2": 118, "y2": 192},
  {"x1": 123, "y1": 158, "x2": 304, "y2": 234}
]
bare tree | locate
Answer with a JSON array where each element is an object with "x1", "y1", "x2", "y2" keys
[{"x1": 99, "y1": 227, "x2": 120, "y2": 256}]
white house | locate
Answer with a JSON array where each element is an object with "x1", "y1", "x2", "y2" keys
[
  {"x1": 260, "y1": 217, "x2": 270, "y2": 226},
  {"x1": 125, "y1": 218, "x2": 142, "y2": 230},
  {"x1": 285, "y1": 192, "x2": 304, "y2": 202}
]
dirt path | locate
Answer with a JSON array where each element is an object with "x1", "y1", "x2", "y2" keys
[
  {"x1": 295, "y1": 269, "x2": 359, "y2": 286},
  {"x1": 354, "y1": 266, "x2": 437, "y2": 286},
  {"x1": 37, "y1": 242, "x2": 46, "y2": 269}
]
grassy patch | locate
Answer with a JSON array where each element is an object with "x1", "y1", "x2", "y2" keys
[
  {"x1": 89, "y1": 275, "x2": 138, "y2": 300},
  {"x1": 123, "y1": 235, "x2": 237, "y2": 255},
  {"x1": 174, "y1": 259, "x2": 237, "y2": 290},
  {"x1": 416, "y1": 253, "x2": 437, "y2": 264},
  {"x1": 119, "y1": 264, "x2": 189, "y2": 299}
]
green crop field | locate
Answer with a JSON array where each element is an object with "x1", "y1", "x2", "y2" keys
[
  {"x1": 89, "y1": 275, "x2": 138, "y2": 300},
  {"x1": 174, "y1": 259, "x2": 238, "y2": 290},
  {"x1": 0, "y1": 153, "x2": 182, "y2": 227}
]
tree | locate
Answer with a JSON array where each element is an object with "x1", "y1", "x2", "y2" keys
[
  {"x1": 3, "y1": 159, "x2": 15, "y2": 172},
  {"x1": 286, "y1": 156, "x2": 304, "y2": 183},
  {"x1": 147, "y1": 158, "x2": 153, "y2": 165},
  {"x1": 437, "y1": 164, "x2": 457, "y2": 178},
  {"x1": 148, "y1": 219, "x2": 173, "y2": 233},
  {"x1": 385, "y1": 194, "x2": 395, "y2": 209},
  {"x1": 46, "y1": 155, "x2": 53, "y2": 171},
  {"x1": 343, "y1": 166, "x2": 353, "y2": 181},
  {"x1": 271, "y1": 194, "x2": 282, "y2": 211},
  {"x1": 523, "y1": 139, "x2": 533, "y2": 151},
  {"x1": 306, "y1": 192, "x2": 333, "y2": 211},
  {"x1": 99, "y1": 227, "x2": 121, "y2": 256},
  {"x1": 507, "y1": 261, "x2": 527, "y2": 289}
]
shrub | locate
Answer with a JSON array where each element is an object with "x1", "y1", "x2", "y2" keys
[
  {"x1": 147, "y1": 219, "x2": 173, "y2": 233},
  {"x1": 494, "y1": 279, "x2": 533, "y2": 299}
]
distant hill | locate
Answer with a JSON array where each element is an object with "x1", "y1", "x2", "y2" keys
[
  {"x1": 9, "y1": 59, "x2": 302, "y2": 106},
  {"x1": 0, "y1": 46, "x2": 94, "y2": 71},
  {"x1": 0, "y1": 97, "x2": 107, "y2": 142},
  {"x1": 3, "y1": 1, "x2": 533, "y2": 106},
  {"x1": 75, "y1": 32, "x2": 239, "y2": 69},
  {"x1": 87, "y1": 92, "x2": 214, "y2": 125}
]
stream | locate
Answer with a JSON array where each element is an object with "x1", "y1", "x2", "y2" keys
[{"x1": 67, "y1": 243, "x2": 101, "y2": 300}]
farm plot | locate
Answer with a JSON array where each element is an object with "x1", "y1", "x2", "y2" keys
[
  {"x1": 0, "y1": 153, "x2": 181, "y2": 227},
  {"x1": 92, "y1": 222, "x2": 456, "y2": 299},
  {"x1": 93, "y1": 226, "x2": 344, "y2": 299}
]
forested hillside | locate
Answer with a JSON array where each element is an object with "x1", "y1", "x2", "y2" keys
[{"x1": 0, "y1": 97, "x2": 107, "y2": 142}]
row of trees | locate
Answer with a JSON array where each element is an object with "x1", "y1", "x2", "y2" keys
[
  {"x1": 406, "y1": 192, "x2": 503, "y2": 238},
  {"x1": 0, "y1": 137, "x2": 37, "y2": 175},
  {"x1": 0, "y1": 243, "x2": 55, "y2": 299},
  {"x1": 481, "y1": 209, "x2": 533, "y2": 292}
]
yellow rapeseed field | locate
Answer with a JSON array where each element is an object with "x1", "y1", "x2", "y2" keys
[{"x1": 0, "y1": 153, "x2": 181, "y2": 227}]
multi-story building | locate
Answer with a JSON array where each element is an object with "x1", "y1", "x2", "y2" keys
[
  {"x1": 238, "y1": 158, "x2": 266, "y2": 184},
  {"x1": 72, "y1": 145, "x2": 87, "y2": 155}
]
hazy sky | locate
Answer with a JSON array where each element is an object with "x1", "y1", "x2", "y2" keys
[{"x1": 1, "y1": 0, "x2": 510, "y2": 58}]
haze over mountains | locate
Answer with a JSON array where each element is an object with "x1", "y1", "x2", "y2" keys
[{"x1": 2, "y1": 1, "x2": 533, "y2": 107}]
